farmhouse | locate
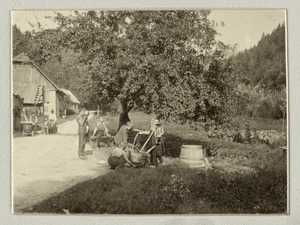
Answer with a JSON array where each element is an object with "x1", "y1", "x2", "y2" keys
[
  {"x1": 13, "y1": 53, "x2": 66, "y2": 117},
  {"x1": 61, "y1": 88, "x2": 80, "y2": 113}
]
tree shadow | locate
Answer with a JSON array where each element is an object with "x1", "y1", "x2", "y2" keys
[
  {"x1": 163, "y1": 133, "x2": 208, "y2": 158},
  {"x1": 110, "y1": 129, "x2": 213, "y2": 158}
]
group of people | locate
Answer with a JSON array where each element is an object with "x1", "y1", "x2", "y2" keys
[
  {"x1": 19, "y1": 108, "x2": 57, "y2": 134},
  {"x1": 42, "y1": 110, "x2": 58, "y2": 134},
  {"x1": 76, "y1": 109, "x2": 110, "y2": 160},
  {"x1": 108, "y1": 118, "x2": 165, "y2": 169},
  {"x1": 76, "y1": 106, "x2": 165, "y2": 169}
]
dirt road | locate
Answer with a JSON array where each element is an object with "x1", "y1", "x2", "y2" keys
[{"x1": 13, "y1": 118, "x2": 112, "y2": 213}]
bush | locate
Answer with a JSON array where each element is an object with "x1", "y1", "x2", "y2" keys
[
  {"x1": 66, "y1": 108, "x2": 76, "y2": 115},
  {"x1": 232, "y1": 131, "x2": 244, "y2": 143},
  {"x1": 255, "y1": 99, "x2": 272, "y2": 118},
  {"x1": 235, "y1": 84, "x2": 286, "y2": 119}
]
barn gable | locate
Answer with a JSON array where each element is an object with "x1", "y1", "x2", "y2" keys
[
  {"x1": 13, "y1": 53, "x2": 61, "y2": 92},
  {"x1": 13, "y1": 53, "x2": 66, "y2": 116}
]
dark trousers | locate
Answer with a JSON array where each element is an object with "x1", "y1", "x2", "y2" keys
[
  {"x1": 108, "y1": 155, "x2": 126, "y2": 169},
  {"x1": 78, "y1": 133, "x2": 86, "y2": 156},
  {"x1": 96, "y1": 130, "x2": 104, "y2": 147},
  {"x1": 150, "y1": 138, "x2": 164, "y2": 167}
]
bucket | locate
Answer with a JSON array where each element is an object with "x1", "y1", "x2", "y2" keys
[{"x1": 180, "y1": 145, "x2": 207, "y2": 168}]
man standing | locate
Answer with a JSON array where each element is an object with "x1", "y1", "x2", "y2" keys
[
  {"x1": 48, "y1": 109, "x2": 58, "y2": 134},
  {"x1": 77, "y1": 109, "x2": 89, "y2": 159},
  {"x1": 150, "y1": 119, "x2": 165, "y2": 167},
  {"x1": 48, "y1": 109, "x2": 57, "y2": 122}
]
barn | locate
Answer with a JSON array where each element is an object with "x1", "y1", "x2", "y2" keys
[{"x1": 13, "y1": 53, "x2": 66, "y2": 117}]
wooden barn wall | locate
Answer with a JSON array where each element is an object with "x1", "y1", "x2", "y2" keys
[
  {"x1": 13, "y1": 62, "x2": 64, "y2": 117},
  {"x1": 13, "y1": 63, "x2": 56, "y2": 89}
]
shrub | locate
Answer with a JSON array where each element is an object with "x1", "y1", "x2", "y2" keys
[
  {"x1": 66, "y1": 108, "x2": 76, "y2": 115},
  {"x1": 255, "y1": 99, "x2": 274, "y2": 118},
  {"x1": 232, "y1": 131, "x2": 244, "y2": 143},
  {"x1": 235, "y1": 84, "x2": 286, "y2": 119}
]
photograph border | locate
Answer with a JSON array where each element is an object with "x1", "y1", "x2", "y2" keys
[{"x1": 1, "y1": 0, "x2": 299, "y2": 225}]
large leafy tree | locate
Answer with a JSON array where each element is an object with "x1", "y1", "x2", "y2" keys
[
  {"x1": 12, "y1": 25, "x2": 32, "y2": 57},
  {"x1": 24, "y1": 10, "x2": 237, "y2": 127}
]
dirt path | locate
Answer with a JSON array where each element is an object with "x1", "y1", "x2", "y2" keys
[{"x1": 13, "y1": 118, "x2": 112, "y2": 213}]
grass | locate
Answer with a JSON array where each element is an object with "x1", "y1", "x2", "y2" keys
[
  {"x1": 26, "y1": 159, "x2": 287, "y2": 214},
  {"x1": 24, "y1": 111, "x2": 288, "y2": 214}
]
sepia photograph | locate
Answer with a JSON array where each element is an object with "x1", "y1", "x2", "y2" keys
[{"x1": 11, "y1": 9, "x2": 287, "y2": 215}]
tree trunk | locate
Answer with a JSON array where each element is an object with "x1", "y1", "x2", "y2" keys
[
  {"x1": 118, "y1": 99, "x2": 129, "y2": 131},
  {"x1": 121, "y1": 99, "x2": 128, "y2": 112}
]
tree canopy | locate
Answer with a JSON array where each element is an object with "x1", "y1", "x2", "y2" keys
[{"x1": 13, "y1": 10, "x2": 237, "y2": 127}]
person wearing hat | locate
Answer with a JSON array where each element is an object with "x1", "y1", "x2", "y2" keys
[
  {"x1": 150, "y1": 119, "x2": 165, "y2": 167},
  {"x1": 108, "y1": 142, "x2": 136, "y2": 169}
]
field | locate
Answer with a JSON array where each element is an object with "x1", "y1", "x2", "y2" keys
[{"x1": 25, "y1": 112, "x2": 287, "y2": 214}]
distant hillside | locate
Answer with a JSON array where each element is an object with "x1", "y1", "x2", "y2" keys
[{"x1": 234, "y1": 24, "x2": 286, "y2": 91}]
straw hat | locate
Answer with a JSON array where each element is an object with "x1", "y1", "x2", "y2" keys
[{"x1": 155, "y1": 119, "x2": 161, "y2": 125}]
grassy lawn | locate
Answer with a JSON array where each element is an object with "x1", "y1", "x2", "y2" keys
[
  {"x1": 25, "y1": 111, "x2": 287, "y2": 214},
  {"x1": 26, "y1": 160, "x2": 286, "y2": 214}
]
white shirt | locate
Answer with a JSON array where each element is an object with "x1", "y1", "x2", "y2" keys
[{"x1": 49, "y1": 113, "x2": 57, "y2": 122}]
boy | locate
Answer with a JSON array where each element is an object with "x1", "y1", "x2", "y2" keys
[{"x1": 150, "y1": 119, "x2": 165, "y2": 167}]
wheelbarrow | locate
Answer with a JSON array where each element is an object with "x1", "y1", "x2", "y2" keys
[
  {"x1": 21, "y1": 122, "x2": 34, "y2": 136},
  {"x1": 127, "y1": 130, "x2": 161, "y2": 167}
]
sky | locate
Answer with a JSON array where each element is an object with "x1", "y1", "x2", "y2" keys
[
  {"x1": 12, "y1": 9, "x2": 285, "y2": 51},
  {"x1": 208, "y1": 10, "x2": 285, "y2": 51}
]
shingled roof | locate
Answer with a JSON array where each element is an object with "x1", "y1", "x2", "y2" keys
[
  {"x1": 13, "y1": 53, "x2": 31, "y2": 62},
  {"x1": 61, "y1": 88, "x2": 80, "y2": 104},
  {"x1": 13, "y1": 53, "x2": 64, "y2": 93},
  {"x1": 13, "y1": 83, "x2": 43, "y2": 104}
]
